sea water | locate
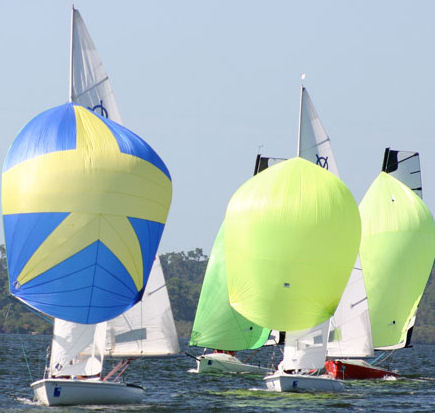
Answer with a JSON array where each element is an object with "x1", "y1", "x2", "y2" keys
[{"x1": 0, "y1": 334, "x2": 433, "y2": 412}]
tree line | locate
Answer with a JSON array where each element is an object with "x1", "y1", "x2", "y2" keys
[{"x1": 0, "y1": 245, "x2": 433, "y2": 344}]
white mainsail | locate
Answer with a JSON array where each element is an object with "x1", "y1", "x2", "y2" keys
[
  {"x1": 50, "y1": 319, "x2": 107, "y2": 378},
  {"x1": 327, "y1": 257, "x2": 373, "y2": 358},
  {"x1": 49, "y1": 7, "x2": 179, "y2": 364},
  {"x1": 70, "y1": 8, "x2": 122, "y2": 123},
  {"x1": 297, "y1": 86, "x2": 339, "y2": 176},
  {"x1": 106, "y1": 256, "x2": 180, "y2": 356}
]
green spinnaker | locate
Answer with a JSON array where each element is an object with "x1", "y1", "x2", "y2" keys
[
  {"x1": 360, "y1": 172, "x2": 435, "y2": 348},
  {"x1": 189, "y1": 224, "x2": 271, "y2": 351},
  {"x1": 224, "y1": 157, "x2": 361, "y2": 332}
]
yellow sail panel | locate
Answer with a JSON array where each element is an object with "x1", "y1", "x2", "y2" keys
[
  {"x1": 360, "y1": 172, "x2": 435, "y2": 348},
  {"x1": 3, "y1": 106, "x2": 171, "y2": 223},
  {"x1": 224, "y1": 157, "x2": 361, "y2": 332}
]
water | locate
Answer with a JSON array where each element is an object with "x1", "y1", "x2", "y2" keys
[{"x1": 1, "y1": 334, "x2": 434, "y2": 412}]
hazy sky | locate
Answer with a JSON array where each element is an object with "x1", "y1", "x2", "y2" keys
[{"x1": 1, "y1": 1, "x2": 434, "y2": 254}]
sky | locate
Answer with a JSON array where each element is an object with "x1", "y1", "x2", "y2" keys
[{"x1": 1, "y1": 0, "x2": 434, "y2": 254}]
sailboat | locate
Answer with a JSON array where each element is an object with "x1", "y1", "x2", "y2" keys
[
  {"x1": 223, "y1": 154, "x2": 361, "y2": 392},
  {"x1": 3, "y1": 101, "x2": 172, "y2": 405},
  {"x1": 248, "y1": 82, "x2": 376, "y2": 391},
  {"x1": 69, "y1": 6, "x2": 179, "y2": 360},
  {"x1": 189, "y1": 224, "x2": 276, "y2": 374},
  {"x1": 257, "y1": 83, "x2": 374, "y2": 371},
  {"x1": 1, "y1": 8, "x2": 174, "y2": 406},
  {"x1": 326, "y1": 148, "x2": 435, "y2": 379}
]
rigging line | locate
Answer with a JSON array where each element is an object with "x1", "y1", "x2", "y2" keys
[
  {"x1": 3, "y1": 303, "x2": 11, "y2": 320},
  {"x1": 20, "y1": 336, "x2": 33, "y2": 382}
]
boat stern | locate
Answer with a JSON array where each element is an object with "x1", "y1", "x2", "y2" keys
[{"x1": 264, "y1": 371, "x2": 344, "y2": 393}]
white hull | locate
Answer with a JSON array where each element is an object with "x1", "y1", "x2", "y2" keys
[
  {"x1": 31, "y1": 378, "x2": 145, "y2": 406},
  {"x1": 264, "y1": 371, "x2": 344, "y2": 393},
  {"x1": 197, "y1": 353, "x2": 272, "y2": 375}
]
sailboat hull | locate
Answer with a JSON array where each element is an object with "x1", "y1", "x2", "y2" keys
[
  {"x1": 197, "y1": 353, "x2": 272, "y2": 375},
  {"x1": 264, "y1": 371, "x2": 344, "y2": 393},
  {"x1": 31, "y1": 378, "x2": 145, "y2": 406},
  {"x1": 325, "y1": 359, "x2": 399, "y2": 380}
]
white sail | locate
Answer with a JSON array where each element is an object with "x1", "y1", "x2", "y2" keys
[
  {"x1": 69, "y1": 7, "x2": 179, "y2": 357},
  {"x1": 106, "y1": 256, "x2": 180, "y2": 356},
  {"x1": 327, "y1": 257, "x2": 374, "y2": 358},
  {"x1": 280, "y1": 320, "x2": 330, "y2": 371},
  {"x1": 298, "y1": 86, "x2": 339, "y2": 176},
  {"x1": 70, "y1": 8, "x2": 122, "y2": 123},
  {"x1": 50, "y1": 319, "x2": 107, "y2": 378}
]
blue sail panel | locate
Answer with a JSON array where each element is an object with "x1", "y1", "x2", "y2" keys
[
  {"x1": 3, "y1": 104, "x2": 77, "y2": 172},
  {"x1": 11, "y1": 241, "x2": 141, "y2": 324},
  {"x1": 100, "y1": 115, "x2": 171, "y2": 180},
  {"x1": 4, "y1": 212, "x2": 69, "y2": 284}
]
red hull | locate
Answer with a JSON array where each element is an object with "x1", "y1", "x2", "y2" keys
[{"x1": 325, "y1": 360, "x2": 400, "y2": 380}]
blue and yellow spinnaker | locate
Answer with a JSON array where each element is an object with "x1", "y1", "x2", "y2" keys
[{"x1": 2, "y1": 103, "x2": 172, "y2": 324}]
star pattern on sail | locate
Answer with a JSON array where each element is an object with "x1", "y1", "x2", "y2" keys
[{"x1": 3, "y1": 105, "x2": 171, "y2": 292}]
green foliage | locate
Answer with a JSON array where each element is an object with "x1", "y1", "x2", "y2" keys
[
  {"x1": 0, "y1": 245, "x2": 52, "y2": 335},
  {"x1": 160, "y1": 248, "x2": 208, "y2": 337}
]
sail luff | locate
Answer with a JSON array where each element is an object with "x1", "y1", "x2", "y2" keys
[{"x1": 69, "y1": 5, "x2": 74, "y2": 102}]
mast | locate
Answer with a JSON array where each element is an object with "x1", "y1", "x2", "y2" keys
[
  {"x1": 69, "y1": 4, "x2": 75, "y2": 102},
  {"x1": 297, "y1": 74, "x2": 305, "y2": 157}
]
